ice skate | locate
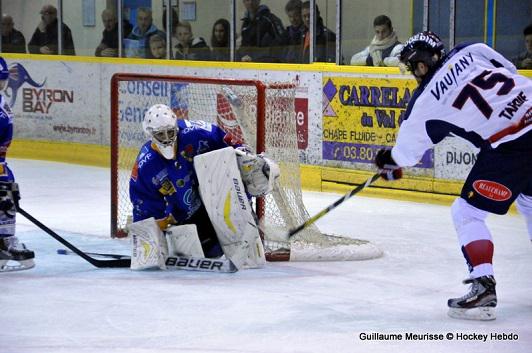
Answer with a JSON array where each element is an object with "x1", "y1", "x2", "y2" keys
[
  {"x1": 0, "y1": 236, "x2": 35, "y2": 272},
  {"x1": 448, "y1": 275, "x2": 497, "y2": 321}
]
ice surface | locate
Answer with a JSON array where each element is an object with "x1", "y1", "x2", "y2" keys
[{"x1": 1, "y1": 159, "x2": 531, "y2": 353}]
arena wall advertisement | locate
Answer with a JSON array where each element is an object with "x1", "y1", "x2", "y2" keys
[{"x1": 4, "y1": 56, "x2": 529, "y2": 195}]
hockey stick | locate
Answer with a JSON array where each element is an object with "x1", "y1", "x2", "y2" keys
[
  {"x1": 260, "y1": 173, "x2": 381, "y2": 241},
  {"x1": 287, "y1": 173, "x2": 381, "y2": 238},
  {"x1": 56, "y1": 249, "x2": 237, "y2": 273},
  {"x1": 16, "y1": 206, "x2": 131, "y2": 268},
  {"x1": 57, "y1": 248, "x2": 129, "y2": 259}
]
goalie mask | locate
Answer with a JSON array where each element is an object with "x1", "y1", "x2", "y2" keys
[
  {"x1": 143, "y1": 104, "x2": 178, "y2": 159},
  {"x1": 400, "y1": 31, "x2": 445, "y2": 78}
]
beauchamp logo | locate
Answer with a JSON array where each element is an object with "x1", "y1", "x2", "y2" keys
[
  {"x1": 472, "y1": 180, "x2": 512, "y2": 201},
  {"x1": 5, "y1": 63, "x2": 46, "y2": 107}
]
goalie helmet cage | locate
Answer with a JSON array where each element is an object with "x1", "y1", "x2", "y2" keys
[{"x1": 110, "y1": 73, "x2": 382, "y2": 262}]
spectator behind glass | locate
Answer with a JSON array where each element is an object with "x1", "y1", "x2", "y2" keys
[
  {"x1": 28, "y1": 4, "x2": 75, "y2": 55},
  {"x1": 162, "y1": 7, "x2": 179, "y2": 35},
  {"x1": 300, "y1": 1, "x2": 335, "y2": 63},
  {"x1": 149, "y1": 34, "x2": 167, "y2": 59},
  {"x1": 350, "y1": 15, "x2": 403, "y2": 67},
  {"x1": 174, "y1": 21, "x2": 211, "y2": 61},
  {"x1": 210, "y1": 19, "x2": 230, "y2": 61},
  {"x1": 238, "y1": 0, "x2": 287, "y2": 63},
  {"x1": 95, "y1": 9, "x2": 132, "y2": 57},
  {"x1": 284, "y1": 0, "x2": 304, "y2": 63},
  {"x1": 511, "y1": 24, "x2": 532, "y2": 69},
  {"x1": 1, "y1": 14, "x2": 26, "y2": 53},
  {"x1": 124, "y1": 7, "x2": 164, "y2": 58}
]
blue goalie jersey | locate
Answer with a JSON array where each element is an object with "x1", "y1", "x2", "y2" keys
[{"x1": 129, "y1": 119, "x2": 233, "y2": 225}]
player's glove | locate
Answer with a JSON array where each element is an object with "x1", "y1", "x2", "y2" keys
[{"x1": 375, "y1": 149, "x2": 403, "y2": 181}]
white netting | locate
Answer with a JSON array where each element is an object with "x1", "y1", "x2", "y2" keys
[{"x1": 112, "y1": 75, "x2": 382, "y2": 261}]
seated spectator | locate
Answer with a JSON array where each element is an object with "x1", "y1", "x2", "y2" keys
[
  {"x1": 284, "y1": 0, "x2": 305, "y2": 63},
  {"x1": 237, "y1": 0, "x2": 287, "y2": 63},
  {"x1": 511, "y1": 24, "x2": 532, "y2": 69},
  {"x1": 28, "y1": 4, "x2": 75, "y2": 55},
  {"x1": 124, "y1": 7, "x2": 164, "y2": 58},
  {"x1": 300, "y1": 1, "x2": 335, "y2": 63},
  {"x1": 149, "y1": 34, "x2": 168, "y2": 59},
  {"x1": 350, "y1": 15, "x2": 403, "y2": 67},
  {"x1": 174, "y1": 21, "x2": 211, "y2": 61},
  {"x1": 210, "y1": 18, "x2": 230, "y2": 61},
  {"x1": 1, "y1": 14, "x2": 26, "y2": 53},
  {"x1": 95, "y1": 9, "x2": 132, "y2": 57}
]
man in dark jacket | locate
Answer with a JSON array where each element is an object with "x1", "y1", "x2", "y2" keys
[
  {"x1": 1, "y1": 15, "x2": 26, "y2": 53},
  {"x1": 284, "y1": 0, "x2": 305, "y2": 63},
  {"x1": 238, "y1": 0, "x2": 287, "y2": 63},
  {"x1": 28, "y1": 4, "x2": 75, "y2": 55},
  {"x1": 300, "y1": 1, "x2": 335, "y2": 63},
  {"x1": 95, "y1": 9, "x2": 132, "y2": 57}
]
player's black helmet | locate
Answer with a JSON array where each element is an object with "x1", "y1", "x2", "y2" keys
[{"x1": 400, "y1": 31, "x2": 446, "y2": 73}]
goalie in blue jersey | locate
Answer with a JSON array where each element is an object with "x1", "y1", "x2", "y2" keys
[
  {"x1": 0, "y1": 57, "x2": 35, "y2": 272},
  {"x1": 128, "y1": 103, "x2": 279, "y2": 270}
]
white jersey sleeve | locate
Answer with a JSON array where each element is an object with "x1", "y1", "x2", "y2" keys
[{"x1": 392, "y1": 43, "x2": 532, "y2": 167}]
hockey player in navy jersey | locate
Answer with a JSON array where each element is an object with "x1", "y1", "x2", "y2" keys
[
  {"x1": 0, "y1": 57, "x2": 35, "y2": 272},
  {"x1": 374, "y1": 32, "x2": 532, "y2": 321},
  {"x1": 129, "y1": 103, "x2": 278, "y2": 270}
]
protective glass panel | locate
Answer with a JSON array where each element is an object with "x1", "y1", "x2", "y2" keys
[
  {"x1": 341, "y1": 0, "x2": 411, "y2": 67},
  {"x1": 2, "y1": 0, "x2": 60, "y2": 55},
  {"x1": 495, "y1": 0, "x2": 531, "y2": 69},
  {"x1": 172, "y1": 0, "x2": 231, "y2": 61},
  {"x1": 455, "y1": 0, "x2": 485, "y2": 46}
]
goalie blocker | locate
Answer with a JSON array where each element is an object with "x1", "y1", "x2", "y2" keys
[{"x1": 130, "y1": 147, "x2": 273, "y2": 271}]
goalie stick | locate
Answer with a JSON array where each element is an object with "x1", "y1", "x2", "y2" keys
[
  {"x1": 56, "y1": 248, "x2": 237, "y2": 273},
  {"x1": 259, "y1": 173, "x2": 381, "y2": 240},
  {"x1": 57, "y1": 248, "x2": 129, "y2": 259}
]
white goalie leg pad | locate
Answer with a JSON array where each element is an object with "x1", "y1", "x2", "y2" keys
[
  {"x1": 165, "y1": 224, "x2": 205, "y2": 257},
  {"x1": 194, "y1": 147, "x2": 266, "y2": 269},
  {"x1": 235, "y1": 147, "x2": 280, "y2": 197},
  {"x1": 129, "y1": 217, "x2": 168, "y2": 270}
]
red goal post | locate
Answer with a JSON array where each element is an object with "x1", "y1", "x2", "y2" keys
[{"x1": 110, "y1": 73, "x2": 382, "y2": 262}]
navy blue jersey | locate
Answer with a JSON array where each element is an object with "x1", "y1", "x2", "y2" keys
[
  {"x1": 129, "y1": 119, "x2": 233, "y2": 225},
  {"x1": 0, "y1": 94, "x2": 14, "y2": 182}
]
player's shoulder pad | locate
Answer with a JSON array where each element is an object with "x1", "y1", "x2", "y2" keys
[
  {"x1": 135, "y1": 142, "x2": 160, "y2": 171},
  {"x1": 178, "y1": 119, "x2": 214, "y2": 134}
]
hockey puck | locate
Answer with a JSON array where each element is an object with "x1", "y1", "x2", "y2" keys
[{"x1": 57, "y1": 249, "x2": 68, "y2": 255}]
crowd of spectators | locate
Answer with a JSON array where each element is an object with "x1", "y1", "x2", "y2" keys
[{"x1": 0, "y1": 2, "x2": 530, "y2": 68}]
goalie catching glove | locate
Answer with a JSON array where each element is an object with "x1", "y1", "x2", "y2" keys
[
  {"x1": 375, "y1": 149, "x2": 403, "y2": 181},
  {"x1": 235, "y1": 147, "x2": 280, "y2": 197}
]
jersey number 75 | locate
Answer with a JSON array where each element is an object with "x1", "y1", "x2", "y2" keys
[{"x1": 452, "y1": 70, "x2": 515, "y2": 119}]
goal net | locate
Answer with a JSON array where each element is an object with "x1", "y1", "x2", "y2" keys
[{"x1": 111, "y1": 73, "x2": 382, "y2": 261}]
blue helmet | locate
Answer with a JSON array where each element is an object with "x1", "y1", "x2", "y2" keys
[{"x1": 0, "y1": 57, "x2": 9, "y2": 81}]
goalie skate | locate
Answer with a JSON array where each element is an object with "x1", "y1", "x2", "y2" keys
[
  {"x1": 447, "y1": 276, "x2": 497, "y2": 321},
  {"x1": 0, "y1": 236, "x2": 35, "y2": 272}
]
